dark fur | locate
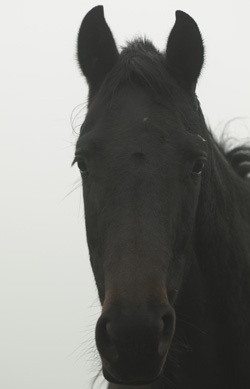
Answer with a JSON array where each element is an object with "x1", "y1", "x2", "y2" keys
[{"x1": 75, "y1": 6, "x2": 250, "y2": 388}]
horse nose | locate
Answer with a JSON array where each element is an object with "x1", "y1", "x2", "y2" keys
[{"x1": 95, "y1": 305, "x2": 175, "y2": 384}]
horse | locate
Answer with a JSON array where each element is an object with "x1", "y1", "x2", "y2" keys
[{"x1": 74, "y1": 6, "x2": 250, "y2": 388}]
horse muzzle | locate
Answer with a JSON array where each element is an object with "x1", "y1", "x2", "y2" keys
[{"x1": 95, "y1": 303, "x2": 176, "y2": 384}]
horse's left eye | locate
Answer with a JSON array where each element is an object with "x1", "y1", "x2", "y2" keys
[{"x1": 191, "y1": 158, "x2": 206, "y2": 176}]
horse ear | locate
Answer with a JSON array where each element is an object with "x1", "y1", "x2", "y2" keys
[
  {"x1": 77, "y1": 6, "x2": 119, "y2": 94},
  {"x1": 166, "y1": 11, "x2": 204, "y2": 93}
]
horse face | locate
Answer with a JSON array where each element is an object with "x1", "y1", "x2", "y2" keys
[
  {"x1": 75, "y1": 84, "x2": 207, "y2": 384},
  {"x1": 76, "y1": 6, "x2": 205, "y2": 384}
]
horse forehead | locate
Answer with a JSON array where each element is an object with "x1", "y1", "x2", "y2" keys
[
  {"x1": 95, "y1": 105, "x2": 180, "y2": 145},
  {"x1": 83, "y1": 88, "x2": 190, "y2": 152},
  {"x1": 98, "y1": 121, "x2": 174, "y2": 155},
  {"x1": 102, "y1": 84, "x2": 175, "y2": 123}
]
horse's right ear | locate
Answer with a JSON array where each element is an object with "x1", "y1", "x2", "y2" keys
[{"x1": 77, "y1": 6, "x2": 119, "y2": 94}]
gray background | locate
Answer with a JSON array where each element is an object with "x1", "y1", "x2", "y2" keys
[{"x1": 1, "y1": 0, "x2": 250, "y2": 388}]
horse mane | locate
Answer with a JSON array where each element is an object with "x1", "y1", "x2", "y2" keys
[{"x1": 98, "y1": 38, "x2": 197, "y2": 111}]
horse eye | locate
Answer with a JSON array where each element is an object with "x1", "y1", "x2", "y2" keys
[
  {"x1": 77, "y1": 159, "x2": 88, "y2": 175},
  {"x1": 191, "y1": 158, "x2": 206, "y2": 176}
]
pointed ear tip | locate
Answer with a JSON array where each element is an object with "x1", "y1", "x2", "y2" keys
[
  {"x1": 84, "y1": 5, "x2": 104, "y2": 20},
  {"x1": 78, "y1": 5, "x2": 105, "y2": 39},
  {"x1": 175, "y1": 10, "x2": 190, "y2": 18},
  {"x1": 93, "y1": 5, "x2": 104, "y2": 15},
  {"x1": 175, "y1": 10, "x2": 197, "y2": 24}
]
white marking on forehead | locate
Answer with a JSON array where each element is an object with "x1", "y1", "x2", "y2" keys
[
  {"x1": 197, "y1": 134, "x2": 206, "y2": 142},
  {"x1": 143, "y1": 117, "x2": 148, "y2": 122}
]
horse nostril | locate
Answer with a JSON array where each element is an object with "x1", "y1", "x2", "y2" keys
[
  {"x1": 96, "y1": 316, "x2": 119, "y2": 363},
  {"x1": 158, "y1": 307, "x2": 176, "y2": 357}
]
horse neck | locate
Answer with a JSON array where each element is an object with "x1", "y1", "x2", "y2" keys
[
  {"x1": 167, "y1": 155, "x2": 250, "y2": 387},
  {"x1": 193, "y1": 143, "x2": 250, "y2": 384},
  {"x1": 196, "y1": 142, "x2": 250, "y2": 316}
]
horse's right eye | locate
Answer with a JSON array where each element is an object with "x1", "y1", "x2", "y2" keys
[{"x1": 77, "y1": 159, "x2": 88, "y2": 175}]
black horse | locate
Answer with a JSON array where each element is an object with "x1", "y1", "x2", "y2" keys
[{"x1": 74, "y1": 6, "x2": 250, "y2": 388}]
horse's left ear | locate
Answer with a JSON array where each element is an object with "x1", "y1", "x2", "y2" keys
[{"x1": 166, "y1": 11, "x2": 204, "y2": 93}]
